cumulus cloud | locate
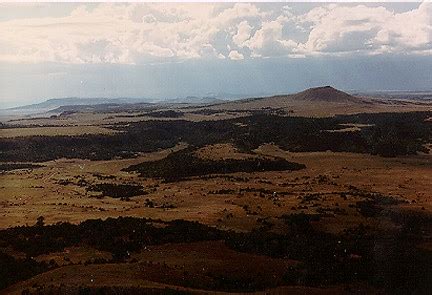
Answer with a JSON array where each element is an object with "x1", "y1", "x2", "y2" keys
[
  {"x1": 228, "y1": 50, "x2": 244, "y2": 60},
  {"x1": 233, "y1": 21, "x2": 253, "y2": 46},
  {"x1": 299, "y1": 1, "x2": 432, "y2": 56},
  {"x1": 0, "y1": 2, "x2": 430, "y2": 64},
  {"x1": 244, "y1": 16, "x2": 298, "y2": 58}
]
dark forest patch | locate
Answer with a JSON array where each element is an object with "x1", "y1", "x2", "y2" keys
[
  {"x1": 0, "y1": 111, "x2": 430, "y2": 162},
  {"x1": 0, "y1": 213, "x2": 431, "y2": 293},
  {"x1": 0, "y1": 252, "x2": 50, "y2": 290},
  {"x1": 0, "y1": 213, "x2": 432, "y2": 294},
  {"x1": 145, "y1": 110, "x2": 184, "y2": 118},
  {"x1": 123, "y1": 148, "x2": 306, "y2": 181},
  {"x1": 87, "y1": 183, "x2": 146, "y2": 199}
]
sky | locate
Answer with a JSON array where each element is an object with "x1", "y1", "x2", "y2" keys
[{"x1": 0, "y1": 1, "x2": 431, "y2": 108}]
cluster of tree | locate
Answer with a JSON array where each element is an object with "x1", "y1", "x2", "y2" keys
[
  {"x1": 338, "y1": 112, "x2": 432, "y2": 157},
  {"x1": 232, "y1": 112, "x2": 431, "y2": 157},
  {"x1": 0, "y1": 252, "x2": 49, "y2": 290},
  {"x1": 227, "y1": 212, "x2": 432, "y2": 292},
  {"x1": 0, "y1": 111, "x2": 430, "y2": 162},
  {"x1": 123, "y1": 148, "x2": 305, "y2": 181},
  {"x1": 145, "y1": 110, "x2": 184, "y2": 118},
  {"x1": 355, "y1": 195, "x2": 407, "y2": 218},
  {"x1": 0, "y1": 218, "x2": 223, "y2": 260},
  {"x1": 1, "y1": 211, "x2": 431, "y2": 292},
  {"x1": 189, "y1": 109, "x2": 250, "y2": 115},
  {"x1": 87, "y1": 183, "x2": 146, "y2": 198},
  {"x1": 0, "y1": 131, "x2": 177, "y2": 162}
]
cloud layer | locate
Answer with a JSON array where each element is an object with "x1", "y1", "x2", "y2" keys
[{"x1": 0, "y1": 2, "x2": 430, "y2": 64}]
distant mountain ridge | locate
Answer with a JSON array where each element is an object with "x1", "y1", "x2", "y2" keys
[
  {"x1": 9, "y1": 97, "x2": 153, "y2": 112},
  {"x1": 4, "y1": 86, "x2": 369, "y2": 116},
  {"x1": 163, "y1": 96, "x2": 225, "y2": 104},
  {"x1": 8, "y1": 96, "x2": 226, "y2": 114},
  {"x1": 48, "y1": 102, "x2": 155, "y2": 114}
]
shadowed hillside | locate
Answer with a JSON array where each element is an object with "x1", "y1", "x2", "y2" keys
[{"x1": 289, "y1": 86, "x2": 366, "y2": 103}]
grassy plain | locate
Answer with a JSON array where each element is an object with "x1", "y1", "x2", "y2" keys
[{"x1": 0, "y1": 89, "x2": 431, "y2": 294}]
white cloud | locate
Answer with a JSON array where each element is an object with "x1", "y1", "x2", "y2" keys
[
  {"x1": 233, "y1": 21, "x2": 253, "y2": 47},
  {"x1": 228, "y1": 50, "x2": 244, "y2": 60},
  {"x1": 244, "y1": 16, "x2": 298, "y2": 58},
  {"x1": 299, "y1": 2, "x2": 432, "y2": 55},
  {"x1": 0, "y1": 2, "x2": 430, "y2": 64}
]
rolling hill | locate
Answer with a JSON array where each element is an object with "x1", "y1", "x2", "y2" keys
[
  {"x1": 289, "y1": 86, "x2": 364, "y2": 103},
  {"x1": 199, "y1": 86, "x2": 431, "y2": 117}
]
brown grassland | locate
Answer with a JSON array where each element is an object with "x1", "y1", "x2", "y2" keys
[{"x1": 0, "y1": 88, "x2": 431, "y2": 294}]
